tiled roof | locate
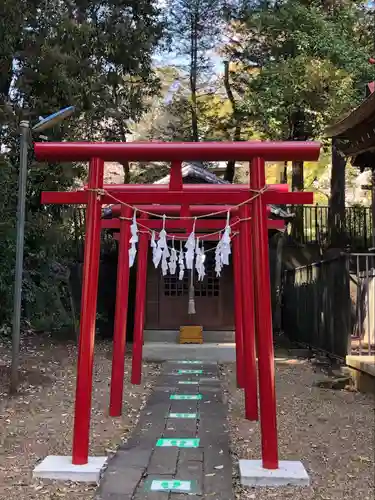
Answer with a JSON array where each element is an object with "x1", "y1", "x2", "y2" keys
[
  {"x1": 102, "y1": 161, "x2": 293, "y2": 222},
  {"x1": 153, "y1": 161, "x2": 228, "y2": 185}
]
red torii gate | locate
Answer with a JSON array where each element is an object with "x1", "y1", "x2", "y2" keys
[
  {"x1": 102, "y1": 207, "x2": 286, "y2": 404},
  {"x1": 35, "y1": 141, "x2": 318, "y2": 471}
]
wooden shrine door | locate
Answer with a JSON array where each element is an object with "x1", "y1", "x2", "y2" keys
[{"x1": 146, "y1": 247, "x2": 234, "y2": 331}]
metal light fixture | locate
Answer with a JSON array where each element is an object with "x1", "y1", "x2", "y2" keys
[{"x1": 10, "y1": 106, "x2": 75, "y2": 394}]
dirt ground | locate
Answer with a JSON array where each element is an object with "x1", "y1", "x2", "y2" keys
[
  {"x1": 0, "y1": 333, "x2": 159, "y2": 500},
  {"x1": 223, "y1": 358, "x2": 374, "y2": 500}
]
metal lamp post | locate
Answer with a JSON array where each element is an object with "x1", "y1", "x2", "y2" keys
[{"x1": 10, "y1": 106, "x2": 75, "y2": 394}]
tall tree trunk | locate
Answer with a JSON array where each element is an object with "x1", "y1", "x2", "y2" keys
[
  {"x1": 328, "y1": 137, "x2": 347, "y2": 248},
  {"x1": 120, "y1": 122, "x2": 130, "y2": 183},
  {"x1": 122, "y1": 161, "x2": 130, "y2": 183},
  {"x1": 189, "y1": 13, "x2": 199, "y2": 142},
  {"x1": 282, "y1": 161, "x2": 288, "y2": 183},
  {"x1": 291, "y1": 160, "x2": 304, "y2": 240},
  {"x1": 291, "y1": 109, "x2": 306, "y2": 240},
  {"x1": 223, "y1": 61, "x2": 241, "y2": 183},
  {"x1": 292, "y1": 160, "x2": 304, "y2": 191}
]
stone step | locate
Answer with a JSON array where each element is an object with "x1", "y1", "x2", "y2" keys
[
  {"x1": 144, "y1": 330, "x2": 235, "y2": 344},
  {"x1": 143, "y1": 342, "x2": 236, "y2": 363}
]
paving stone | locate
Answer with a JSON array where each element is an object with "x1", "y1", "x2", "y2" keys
[
  {"x1": 134, "y1": 475, "x2": 178, "y2": 499},
  {"x1": 171, "y1": 495, "x2": 201, "y2": 499},
  {"x1": 198, "y1": 392, "x2": 223, "y2": 404},
  {"x1": 98, "y1": 467, "x2": 143, "y2": 495},
  {"x1": 133, "y1": 492, "x2": 169, "y2": 500},
  {"x1": 176, "y1": 452, "x2": 203, "y2": 495},
  {"x1": 175, "y1": 384, "x2": 201, "y2": 394},
  {"x1": 203, "y1": 445, "x2": 234, "y2": 499},
  {"x1": 170, "y1": 400, "x2": 198, "y2": 414},
  {"x1": 107, "y1": 448, "x2": 152, "y2": 469},
  {"x1": 199, "y1": 386, "x2": 222, "y2": 394},
  {"x1": 198, "y1": 401, "x2": 227, "y2": 418},
  {"x1": 133, "y1": 485, "x2": 170, "y2": 500},
  {"x1": 163, "y1": 418, "x2": 197, "y2": 438},
  {"x1": 96, "y1": 361, "x2": 231, "y2": 500},
  {"x1": 137, "y1": 419, "x2": 167, "y2": 440},
  {"x1": 199, "y1": 377, "x2": 220, "y2": 384},
  {"x1": 95, "y1": 493, "x2": 134, "y2": 500},
  {"x1": 153, "y1": 385, "x2": 176, "y2": 392},
  {"x1": 140, "y1": 403, "x2": 171, "y2": 421},
  {"x1": 147, "y1": 447, "x2": 179, "y2": 475},
  {"x1": 147, "y1": 391, "x2": 174, "y2": 405},
  {"x1": 120, "y1": 434, "x2": 158, "y2": 451},
  {"x1": 179, "y1": 447, "x2": 204, "y2": 462}
]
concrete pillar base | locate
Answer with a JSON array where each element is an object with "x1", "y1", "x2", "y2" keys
[
  {"x1": 33, "y1": 455, "x2": 107, "y2": 483},
  {"x1": 239, "y1": 459, "x2": 310, "y2": 487}
]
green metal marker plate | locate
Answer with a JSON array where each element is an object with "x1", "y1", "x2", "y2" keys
[
  {"x1": 178, "y1": 360, "x2": 202, "y2": 364},
  {"x1": 177, "y1": 369, "x2": 203, "y2": 374},
  {"x1": 170, "y1": 394, "x2": 202, "y2": 400},
  {"x1": 169, "y1": 412, "x2": 198, "y2": 419},
  {"x1": 178, "y1": 380, "x2": 198, "y2": 385},
  {"x1": 156, "y1": 438, "x2": 200, "y2": 448},
  {"x1": 144, "y1": 479, "x2": 199, "y2": 493}
]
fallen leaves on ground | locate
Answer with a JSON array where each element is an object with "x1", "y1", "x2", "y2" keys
[
  {"x1": 0, "y1": 333, "x2": 160, "y2": 500},
  {"x1": 221, "y1": 358, "x2": 374, "y2": 500}
]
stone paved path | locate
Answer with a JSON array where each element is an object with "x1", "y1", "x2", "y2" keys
[{"x1": 95, "y1": 361, "x2": 234, "y2": 499}]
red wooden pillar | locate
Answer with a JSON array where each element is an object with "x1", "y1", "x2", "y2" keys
[
  {"x1": 131, "y1": 230, "x2": 149, "y2": 385},
  {"x1": 109, "y1": 205, "x2": 132, "y2": 416},
  {"x1": 239, "y1": 204, "x2": 258, "y2": 420},
  {"x1": 251, "y1": 156, "x2": 279, "y2": 469},
  {"x1": 72, "y1": 157, "x2": 104, "y2": 465},
  {"x1": 232, "y1": 231, "x2": 244, "y2": 389}
]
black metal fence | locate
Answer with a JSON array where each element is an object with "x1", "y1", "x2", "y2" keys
[
  {"x1": 282, "y1": 255, "x2": 351, "y2": 359},
  {"x1": 296, "y1": 205, "x2": 373, "y2": 250}
]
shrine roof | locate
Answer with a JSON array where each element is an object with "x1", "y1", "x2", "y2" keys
[
  {"x1": 102, "y1": 161, "x2": 293, "y2": 221},
  {"x1": 154, "y1": 161, "x2": 228, "y2": 185},
  {"x1": 325, "y1": 91, "x2": 375, "y2": 140},
  {"x1": 324, "y1": 90, "x2": 375, "y2": 170}
]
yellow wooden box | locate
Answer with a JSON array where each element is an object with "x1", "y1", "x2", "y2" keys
[{"x1": 179, "y1": 325, "x2": 203, "y2": 344}]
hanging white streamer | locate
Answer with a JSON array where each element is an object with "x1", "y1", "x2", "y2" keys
[
  {"x1": 169, "y1": 237, "x2": 177, "y2": 275},
  {"x1": 215, "y1": 233, "x2": 223, "y2": 277},
  {"x1": 178, "y1": 240, "x2": 185, "y2": 280},
  {"x1": 185, "y1": 219, "x2": 196, "y2": 270},
  {"x1": 159, "y1": 215, "x2": 170, "y2": 275},
  {"x1": 129, "y1": 210, "x2": 138, "y2": 267},
  {"x1": 219, "y1": 211, "x2": 232, "y2": 265},
  {"x1": 151, "y1": 230, "x2": 162, "y2": 268},
  {"x1": 195, "y1": 239, "x2": 206, "y2": 281}
]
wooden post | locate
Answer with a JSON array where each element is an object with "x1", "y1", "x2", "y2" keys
[
  {"x1": 251, "y1": 157, "x2": 279, "y2": 470},
  {"x1": 232, "y1": 232, "x2": 244, "y2": 388},
  {"x1": 131, "y1": 231, "x2": 149, "y2": 385},
  {"x1": 109, "y1": 205, "x2": 132, "y2": 416},
  {"x1": 239, "y1": 204, "x2": 258, "y2": 420},
  {"x1": 72, "y1": 157, "x2": 104, "y2": 465}
]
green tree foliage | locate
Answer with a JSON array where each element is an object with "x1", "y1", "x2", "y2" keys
[
  {"x1": 0, "y1": 0, "x2": 164, "y2": 332},
  {"x1": 225, "y1": 0, "x2": 374, "y2": 175},
  {"x1": 223, "y1": 0, "x2": 374, "y2": 241}
]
